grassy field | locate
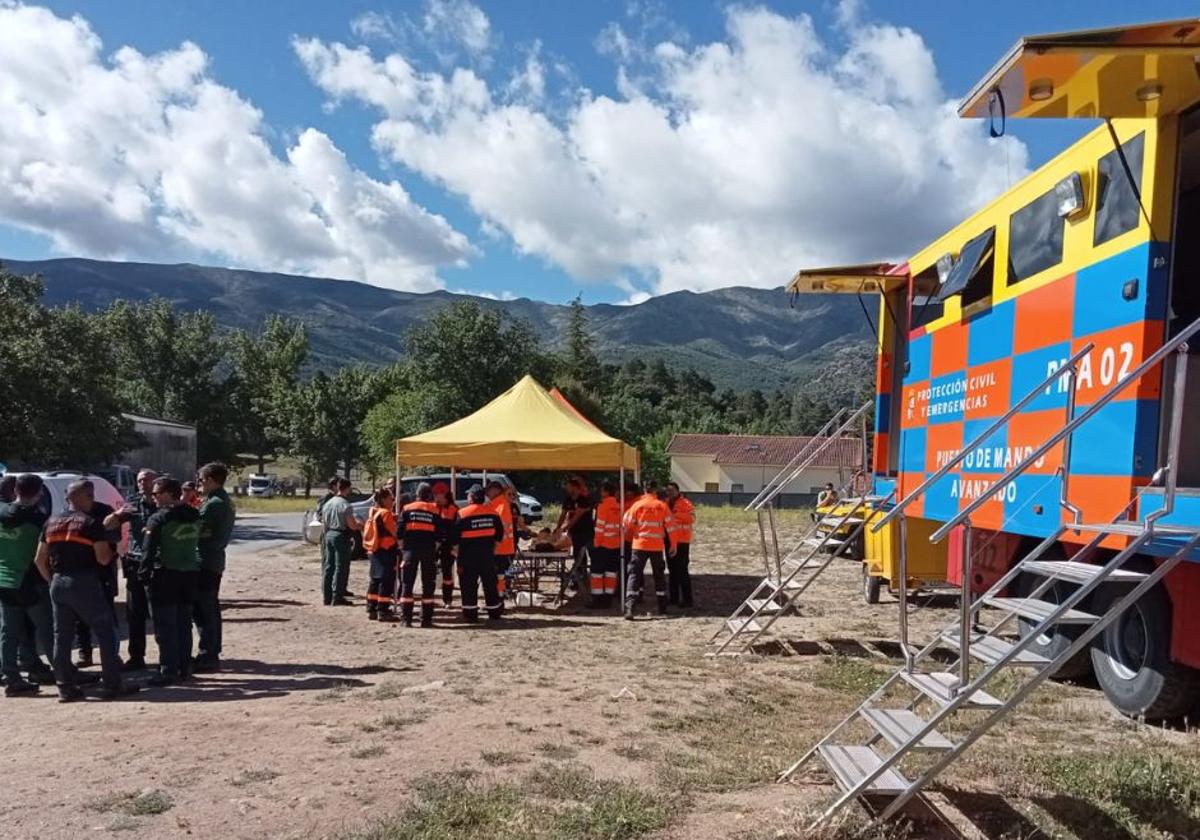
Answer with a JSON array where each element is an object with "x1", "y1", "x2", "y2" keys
[{"x1": 232, "y1": 495, "x2": 318, "y2": 514}]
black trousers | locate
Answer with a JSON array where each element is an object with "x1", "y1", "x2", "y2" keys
[
  {"x1": 51, "y1": 573, "x2": 121, "y2": 690},
  {"x1": 77, "y1": 562, "x2": 118, "y2": 658},
  {"x1": 438, "y1": 543, "x2": 456, "y2": 603},
  {"x1": 667, "y1": 543, "x2": 693, "y2": 606},
  {"x1": 367, "y1": 549, "x2": 398, "y2": 614},
  {"x1": 149, "y1": 569, "x2": 199, "y2": 678},
  {"x1": 458, "y1": 555, "x2": 501, "y2": 621},
  {"x1": 625, "y1": 549, "x2": 667, "y2": 611},
  {"x1": 400, "y1": 548, "x2": 437, "y2": 622},
  {"x1": 194, "y1": 569, "x2": 222, "y2": 659},
  {"x1": 123, "y1": 559, "x2": 151, "y2": 663}
]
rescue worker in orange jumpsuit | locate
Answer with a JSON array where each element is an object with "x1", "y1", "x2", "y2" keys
[
  {"x1": 622, "y1": 486, "x2": 675, "y2": 619},
  {"x1": 434, "y1": 483, "x2": 458, "y2": 607},
  {"x1": 398, "y1": 483, "x2": 441, "y2": 627},
  {"x1": 364, "y1": 487, "x2": 399, "y2": 622},
  {"x1": 485, "y1": 480, "x2": 515, "y2": 614},
  {"x1": 665, "y1": 481, "x2": 695, "y2": 608},
  {"x1": 454, "y1": 485, "x2": 503, "y2": 622},
  {"x1": 590, "y1": 481, "x2": 622, "y2": 608}
]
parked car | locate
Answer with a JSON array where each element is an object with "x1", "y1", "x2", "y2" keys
[
  {"x1": 399, "y1": 472, "x2": 542, "y2": 522},
  {"x1": 4, "y1": 470, "x2": 129, "y2": 554},
  {"x1": 93, "y1": 464, "x2": 137, "y2": 499}
]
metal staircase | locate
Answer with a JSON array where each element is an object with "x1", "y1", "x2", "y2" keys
[
  {"x1": 785, "y1": 318, "x2": 1200, "y2": 829},
  {"x1": 709, "y1": 400, "x2": 874, "y2": 656}
]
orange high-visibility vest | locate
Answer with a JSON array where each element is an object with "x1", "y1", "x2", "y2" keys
[
  {"x1": 489, "y1": 495, "x2": 515, "y2": 555},
  {"x1": 668, "y1": 496, "x2": 694, "y2": 544},
  {"x1": 623, "y1": 495, "x2": 673, "y2": 552},
  {"x1": 593, "y1": 496, "x2": 622, "y2": 550},
  {"x1": 362, "y1": 505, "x2": 398, "y2": 552}
]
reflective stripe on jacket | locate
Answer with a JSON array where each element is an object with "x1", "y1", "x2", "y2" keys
[
  {"x1": 667, "y1": 496, "x2": 694, "y2": 544},
  {"x1": 400, "y1": 501, "x2": 441, "y2": 549},
  {"x1": 622, "y1": 495, "x2": 673, "y2": 552},
  {"x1": 593, "y1": 496, "x2": 622, "y2": 550}
]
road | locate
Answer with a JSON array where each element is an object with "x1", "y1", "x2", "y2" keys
[{"x1": 229, "y1": 511, "x2": 306, "y2": 554}]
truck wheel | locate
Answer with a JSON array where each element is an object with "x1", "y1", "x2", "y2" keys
[
  {"x1": 1090, "y1": 582, "x2": 1200, "y2": 721},
  {"x1": 1015, "y1": 572, "x2": 1092, "y2": 680},
  {"x1": 862, "y1": 564, "x2": 882, "y2": 605}
]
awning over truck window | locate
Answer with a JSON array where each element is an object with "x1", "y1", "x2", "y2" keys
[
  {"x1": 786, "y1": 262, "x2": 908, "y2": 295},
  {"x1": 937, "y1": 228, "x2": 994, "y2": 302},
  {"x1": 959, "y1": 18, "x2": 1200, "y2": 119}
]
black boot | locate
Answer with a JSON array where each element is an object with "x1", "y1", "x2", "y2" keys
[
  {"x1": 442, "y1": 585, "x2": 454, "y2": 607},
  {"x1": 657, "y1": 595, "x2": 669, "y2": 616},
  {"x1": 420, "y1": 603, "x2": 435, "y2": 627},
  {"x1": 367, "y1": 607, "x2": 378, "y2": 621},
  {"x1": 401, "y1": 602, "x2": 414, "y2": 627},
  {"x1": 462, "y1": 610, "x2": 478, "y2": 624},
  {"x1": 377, "y1": 609, "x2": 398, "y2": 623}
]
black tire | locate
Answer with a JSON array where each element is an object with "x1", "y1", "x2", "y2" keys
[
  {"x1": 1090, "y1": 581, "x2": 1200, "y2": 721},
  {"x1": 1015, "y1": 570, "x2": 1093, "y2": 680},
  {"x1": 863, "y1": 564, "x2": 882, "y2": 605}
]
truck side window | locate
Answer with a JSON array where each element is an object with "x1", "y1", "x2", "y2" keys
[
  {"x1": 1008, "y1": 186, "x2": 1065, "y2": 285},
  {"x1": 1094, "y1": 132, "x2": 1145, "y2": 246}
]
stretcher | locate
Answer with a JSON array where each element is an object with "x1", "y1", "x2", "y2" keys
[{"x1": 510, "y1": 548, "x2": 575, "y2": 607}]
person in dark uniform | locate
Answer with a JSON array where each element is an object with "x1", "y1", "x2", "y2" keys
[
  {"x1": 398, "y1": 483, "x2": 441, "y2": 627},
  {"x1": 434, "y1": 483, "x2": 458, "y2": 607},
  {"x1": 0, "y1": 475, "x2": 52, "y2": 688},
  {"x1": 141, "y1": 477, "x2": 202, "y2": 686},
  {"x1": 103, "y1": 468, "x2": 157, "y2": 671},
  {"x1": 194, "y1": 462, "x2": 235, "y2": 672},
  {"x1": 0, "y1": 474, "x2": 51, "y2": 696},
  {"x1": 453, "y1": 485, "x2": 503, "y2": 622},
  {"x1": 558, "y1": 476, "x2": 595, "y2": 595},
  {"x1": 34, "y1": 480, "x2": 139, "y2": 702},
  {"x1": 75, "y1": 482, "x2": 120, "y2": 670}
]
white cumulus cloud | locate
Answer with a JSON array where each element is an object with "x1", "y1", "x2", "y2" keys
[
  {"x1": 298, "y1": 4, "x2": 1027, "y2": 297},
  {"x1": 0, "y1": 3, "x2": 474, "y2": 291}
]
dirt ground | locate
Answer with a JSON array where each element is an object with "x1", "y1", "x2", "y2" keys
[{"x1": 2, "y1": 510, "x2": 1199, "y2": 840}]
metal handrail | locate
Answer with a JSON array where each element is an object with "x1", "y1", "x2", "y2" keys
[
  {"x1": 871, "y1": 342, "x2": 1094, "y2": 534},
  {"x1": 747, "y1": 399, "x2": 872, "y2": 511},
  {"x1": 746, "y1": 408, "x2": 846, "y2": 510},
  {"x1": 930, "y1": 315, "x2": 1200, "y2": 542}
]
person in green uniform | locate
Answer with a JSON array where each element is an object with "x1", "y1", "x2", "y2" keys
[
  {"x1": 320, "y1": 478, "x2": 360, "y2": 606},
  {"x1": 140, "y1": 477, "x2": 202, "y2": 686},
  {"x1": 0, "y1": 474, "x2": 51, "y2": 696},
  {"x1": 194, "y1": 462, "x2": 235, "y2": 673},
  {"x1": 103, "y1": 468, "x2": 157, "y2": 671}
]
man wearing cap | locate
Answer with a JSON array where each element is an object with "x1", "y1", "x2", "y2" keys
[
  {"x1": 433, "y1": 483, "x2": 458, "y2": 607},
  {"x1": 398, "y1": 482, "x2": 441, "y2": 627},
  {"x1": 103, "y1": 468, "x2": 157, "y2": 671},
  {"x1": 453, "y1": 485, "x2": 503, "y2": 622},
  {"x1": 485, "y1": 480, "x2": 516, "y2": 613},
  {"x1": 141, "y1": 477, "x2": 204, "y2": 685},
  {"x1": 320, "y1": 478, "x2": 361, "y2": 606},
  {"x1": 34, "y1": 480, "x2": 139, "y2": 702}
]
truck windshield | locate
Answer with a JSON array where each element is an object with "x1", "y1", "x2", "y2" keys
[{"x1": 250, "y1": 478, "x2": 270, "y2": 488}]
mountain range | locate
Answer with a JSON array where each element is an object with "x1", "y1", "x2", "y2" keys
[{"x1": 3, "y1": 257, "x2": 875, "y2": 393}]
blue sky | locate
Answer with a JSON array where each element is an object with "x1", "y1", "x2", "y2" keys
[{"x1": 1, "y1": 1, "x2": 1196, "y2": 303}]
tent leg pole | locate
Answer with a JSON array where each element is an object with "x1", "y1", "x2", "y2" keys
[{"x1": 394, "y1": 457, "x2": 400, "y2": 514}]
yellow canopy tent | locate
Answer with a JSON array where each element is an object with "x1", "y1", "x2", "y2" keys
[{"x1": 395, "y1": 375, "x2": 640, "y2": 472}]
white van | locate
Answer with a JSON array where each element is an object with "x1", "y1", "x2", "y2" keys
[
  {"x1": 4, "y1": 470, "x2": 129, "y2": 554},
  {"x1": 246, "y1": 474, "x2": 277, "y2": 498}
]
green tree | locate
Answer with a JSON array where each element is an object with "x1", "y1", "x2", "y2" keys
[
  {"x1": 228, "y1": 315, "x2": 308, "y2": 472},
  {"x1": 404, "y1": 301, "x2": 554, "y2": 425},
  {"x1": 0, "y1": 268, "x2": 136, "y2": 467},
  {"x1": 100, "y1": 299, "x2": 232, "y2": 463},
  {"x1": 562, "y1": 294, "x2": 600, "y2": 390},
  {"x1": 291, "y1": 364, "x2": 397, "y2": 483}
]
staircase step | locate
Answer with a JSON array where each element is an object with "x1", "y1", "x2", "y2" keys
[
  {"x1": 899, "y1": 671, "x2": 1003, "y2": 709},
  {"x1": 861, "y1": 708, "x2": 955, "y2": 752},
  {"x1": 726, "y1": 617, "x2": 764, "y2": 635},
  {"x1": 981, "y1": 596, "x2": 1098, "y2": 625},
  {"x1": 764, "y1": 577, "x2": 804, "y2": 591},
  {"x1": 819, "y1": 516, "x2": 864, "y2": 528},
  {"x1": 745, "y1": 598, "x2": 782, "y2": 613},
  {"x1": 802, "y1": 536, "x2": 845, "y2": 548},
  {"x1": 1071, "y1": 521, "x2": 1198, "y2": 537},
  {"x1": 816, "y1": 745, "x2": 910, "y2": 795},
  {"x1": 942, "y1": 632, "x2": 1050, "y2": 667},
  {"x1": 1020, "y1": 560, "x2": 1147, "y2": 585}
]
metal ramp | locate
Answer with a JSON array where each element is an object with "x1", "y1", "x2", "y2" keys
[
  {"x1": 709, "y1": 400, "x2": 874, "y2": 656},
  {"x1": 784, "y1": 318, "x2": 1200, "y2": 829}
]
